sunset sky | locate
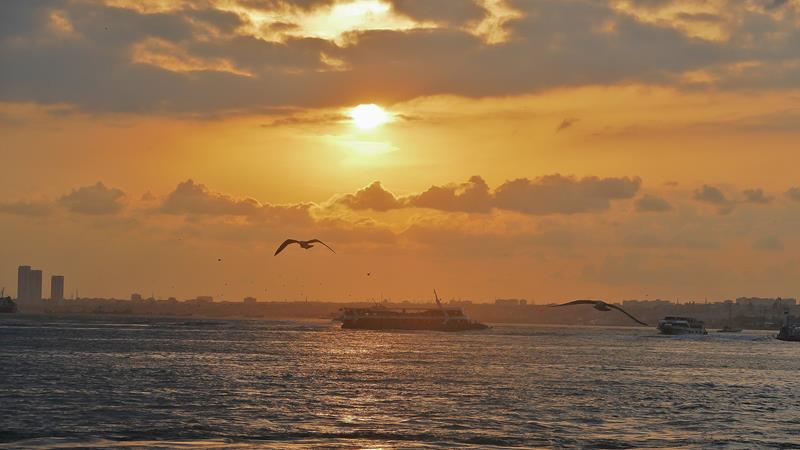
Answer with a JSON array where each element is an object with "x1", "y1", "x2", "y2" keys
[{"x1": 2, "y1": 0, "x2": 800, "y2": 302}]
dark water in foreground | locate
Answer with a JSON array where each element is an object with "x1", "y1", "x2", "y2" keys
[{"x1": 1, "y1": 315, "x2": 798, "y2": 449}]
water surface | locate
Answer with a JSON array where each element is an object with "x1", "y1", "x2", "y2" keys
[{"x1": 1, "y1": 315, "x2": 798, "y2": 448}]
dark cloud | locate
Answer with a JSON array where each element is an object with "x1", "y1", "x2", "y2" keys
[
  {"x1": 408, "y1": 176, "x2": 493, "y2": 213},
  {"x1": 2, "y1": 0, "x2": 798, "y2": 114},
  {"x1": 338, "y1": 174, "x2": 641, "y2": 215},
  {"x1": 159, "y1": 180, "x2": 314, "y2": 226},
  {"x1": 634, "y1": 194, "x2": 672, "y2": 212},
  {"x1": 622, "y1": 233, "x2": 718, "y2": 250},
  {"x1": 58, "y1": 182, "x2": 126, "y2": 215},
  {"x1": 234, "y1": 0, "x2": 338, "y2": 12},
  {"x1": 754, "y1": 236, "x2": 784, "y2": 251},
  {"x1": 741, "y1": 188, "x2": 772, "y2": 204},
  {"x1": 0, "y1": 200, "x2": 53, "y2": 217},
  {"x1": 388, "y1": 0, "x2": 486, "y2": 26},
  {"x1": 160, "y1": 179, "x2": 263, "y2": 216},
  {"x1": 335, "y1": 181, "x2": 403, "y2": 211},
  {"x1": 260, "y1": 112, "x2": 348, "y2": 128},
  {"x1": 693, "y1": 185, "x2": 728, "y2": 205},
  {"x1": 785, "y1": 187, "x2": 800, "y2": 202},
  {"x1": 764, "y1": 0, "x2": 789, "y2": 10},
  {"x1": 494, "y1": 175, "x2": 641, "y2": 215}
]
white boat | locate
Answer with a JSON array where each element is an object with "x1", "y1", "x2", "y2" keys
[
  {"x1": 339, "y1": 290, "x2": 489, "y2": 332},
  {"x1": 657, "y1": 316, "x2": 707, "y2": 335}
]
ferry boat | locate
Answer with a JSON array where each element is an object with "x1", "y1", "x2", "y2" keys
[
  {"x1": 0, "y1": 295, "x2": 18, "y2": 314},
  {"x1": 657, "y1": 316, "x2": 707, "y2": 335},
  {"x1": 339, "y1": 291, "x2": 488, "y2": 331},
  {"x1": 777, "y1": 312, "x2": 800, "y2": 342}
]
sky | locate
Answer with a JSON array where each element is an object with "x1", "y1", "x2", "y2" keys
[{"x1": 2, "y1": 0, "x2": 800, "y2": 303}]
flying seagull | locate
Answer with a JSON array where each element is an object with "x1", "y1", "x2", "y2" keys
[
  {"x1": 550, "y1": 300, "x2": 648, "y2": 326},
  {"x1": 274, "y1": 239, "x2": 335, "y2": 256}
]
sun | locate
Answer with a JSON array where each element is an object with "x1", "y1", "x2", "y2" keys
[{"x1": 349, "y1": 103, "x2": 390, "y2": 129}]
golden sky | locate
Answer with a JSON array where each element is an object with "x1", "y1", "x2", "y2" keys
[{"x1": 2, "y1": 0, "x2": 800, "y2": 302}]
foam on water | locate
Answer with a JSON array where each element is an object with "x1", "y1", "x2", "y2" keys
[{"x1": 1, "y1": 315, "x2": 798, "y2": 449}]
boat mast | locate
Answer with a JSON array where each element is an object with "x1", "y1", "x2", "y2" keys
[{"x1": 434, "y1": 289, "x2": 449, "y2": 322}]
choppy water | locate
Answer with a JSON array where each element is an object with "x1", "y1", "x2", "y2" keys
[{"x1": 1, "y1": 315, "x2": 798, "y2": 449}]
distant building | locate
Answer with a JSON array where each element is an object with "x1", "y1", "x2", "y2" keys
[
  {"x1": 243, "y1": 297, "x2": 258, "y2": 304},
  {"x1": 195, "y1": 296, "x2": 213, "y2": 303},
  {"x1": 17, "y1": 266, "x2": 31, "y2": 301},
  {"x1": 736, "y1": 297, "x2": 796, "y2": 308},
  {"x1": 448, "y1": 299, "x2": 473, "y2": 306},
  {"x1": 29, "y1": 270, "x2": 42, "y2": 301},
  {"x1": 131, "y1": 293, "x2": 143, "y2": 301},
  {"x1": 495, "y1": 298, "x2": 525, "y2": 306},
  {"x1": 622, "y1": 299, "x2": 673, "y2": 308},
  {"x1": 51, "y1": 275, "x2": 65, "y2": 301}
]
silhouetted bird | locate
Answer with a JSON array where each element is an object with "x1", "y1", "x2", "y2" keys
[
  {"x1": 217, "y1": 258, "x2": 222, "y2": 262},
  {"x1": 274, "y1": 239, "x2": 335, "y2": 256},
  {"x1": 550, "y1": 300, "x2": 648, "y2": 326}
]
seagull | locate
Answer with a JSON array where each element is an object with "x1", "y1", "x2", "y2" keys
[
  {"x1": 550, "y1": 300, "x2": 648, "y2": 326},
  {"x1": 274, "y1": 239, "x2": 335, "y2": 256}
]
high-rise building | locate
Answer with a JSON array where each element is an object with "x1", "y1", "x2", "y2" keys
[
  {"x1": 29, "y1": 270, "x2": 43, "y2": 301},
  {"x1": 51, "y1": 275, "x2": 65, "y2": 301},
  {"x1": 17, "y1": 266, "x2": 31, "y2": 301}
]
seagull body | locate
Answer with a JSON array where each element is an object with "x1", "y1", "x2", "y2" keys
[
  {"x1": 550, "y1": 299, "x2": 648, "y2": 326},
  {"x1": 274, "y1": 239, "x2": 335, "y2": 256}
]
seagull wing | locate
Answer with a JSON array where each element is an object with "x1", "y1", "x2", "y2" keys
[
  {"x1": 307, "y1": 239, "x2": 336, "y2": 253},
  {"x1": 607, "y1": 303, "x2": 648, "y2": 326},
  {"x1": 549, "y1": 300, "x2": 599, "y2": 307},
  {"x1": 274, "y1": 239, "x2": 300, "y2": 256}
]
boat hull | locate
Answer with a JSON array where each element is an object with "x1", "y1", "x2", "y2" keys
[
  {"x1": 777, "y1": 326, "x2": 800, "y2": 342},
  {"x1": 342, "y1": 318, "x2": 488, "y2": 331},
  {"x1": 0, "y1": 298, "x2": 17, "y2": 314},
  {"x1": 657, "y1": 325, "x2": 707, "y2": 335}
]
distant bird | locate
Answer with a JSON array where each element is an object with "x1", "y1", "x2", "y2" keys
[
  {"x1": 366, "y1": 272, "x2": 371, "y2": 276},
  {"x1": 550, "y1": 300, "x2": 648, "y2": 326},
  {"x1": 217, "y1": 258, "x2": 222, "y2": 262},
  {"x1": 274, "y1": 239, "x2": 335, "y2": 256}
]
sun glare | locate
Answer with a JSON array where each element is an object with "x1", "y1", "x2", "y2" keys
[{"x1": 349, "y1": 104, "x2": 390, "y2": 129}]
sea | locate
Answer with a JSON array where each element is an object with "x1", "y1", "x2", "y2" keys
[{"x1": 1, "y1": 315, "x2": 798, "y2": 449}]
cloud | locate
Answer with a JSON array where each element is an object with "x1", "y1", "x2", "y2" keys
[
  {"x1": 159, "y1": 179, "x2": 315, "y2": 227},
  {"x1": 493, "y1": 175, "x2": 641, "y2": 215},
  {"x1": 741, "y1": 188, "x2": 772, "y2": 204},
  {"x1": 407, "y1": 175, "x2": 493, "y2": 213},
  {"x1": 160, "y1": 179, "x2": 263, "y2": 216},
  {"x1": 754, "y1": 236, "x2": 784, "y2": 251},
  {"x1": 58, "y1": 182, "x2": 126, "y2": 215},
  {"x1": 693, "y1": 185, "x2": 728, "y2": 205},
  {"x1": 786, "y1": 187, "x2": 800, "y2": 202},
  {"x1": 0, "y1": 200, "x2": 53, "y2": 217},
  {"x1": 334, "y1": 181, "x2": 403, "y2": 211},
  {"x1": 3, "y1": 0, "x2": 800, "y2": 115},
  {"x1": 388, "y1": 0, "x2": 487, "y2": 26},
  {"x1": 634, "y1": 194, "x2": 672, "y2": 212},
  {"x1": 765, "y1": 0, "x2": 789, "y2": 10},
  {"x1": 337, "y1": 174, "x2": 641, "y2": 215},
  {"x1": 693, "y1": 184, "x2": 734, "y2": 213}
]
